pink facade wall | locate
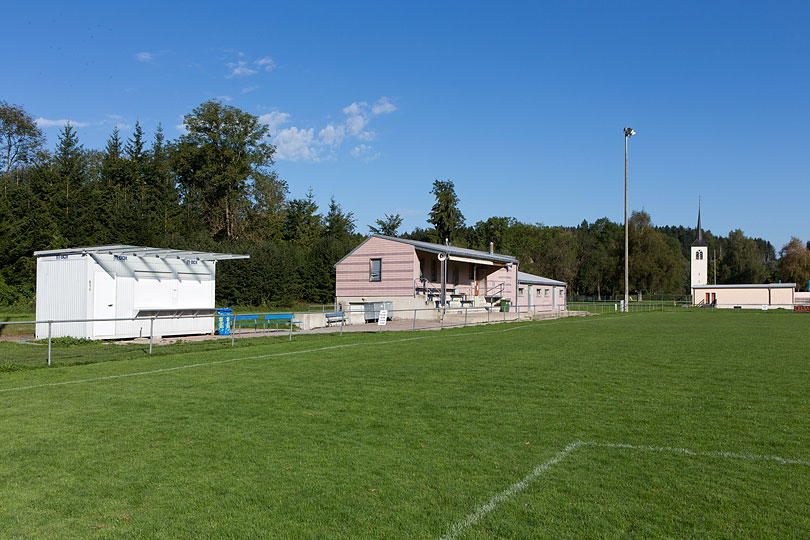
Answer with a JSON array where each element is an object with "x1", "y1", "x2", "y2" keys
[
  {"x1": 519, "y1": 284, "x2": 566, "y2": 311},
  {"x1": 485, "y1": 265, "x2": 517, "y2": 305},
  {"x1": 336, "y1": 237, "x2": 418, "y2": 297}
]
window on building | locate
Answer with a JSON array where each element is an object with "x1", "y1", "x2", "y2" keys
[
  {"x1": 518, "y1": 287, "x2": 525, "y2": 297},
  {"x1": 369, "y1": 258, "x2": 382, "y2": 282},
  {"x1": 559, "y1": 289, "x2": 564, "y2": 297},
  {"x1": 536, "y1": 288, "x2": 543, "y2": 297},
  {"x1": 545, "y1": 289, "x2": 550, "y2": 297}
]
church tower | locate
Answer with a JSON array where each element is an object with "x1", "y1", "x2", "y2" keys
[{"x1": 690, "y1": 204, "x2": 708, "y2": 287}]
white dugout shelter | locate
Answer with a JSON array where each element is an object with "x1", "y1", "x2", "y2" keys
[{"x1": 34, "y1": 245, "x2": 248, "y2": 340}]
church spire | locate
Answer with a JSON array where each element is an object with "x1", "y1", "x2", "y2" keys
[{"x1": 692, "y1": 200, "x2": 707, "y2": 246}]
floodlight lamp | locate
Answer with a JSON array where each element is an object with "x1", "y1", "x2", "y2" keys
[{"x1": 624, "y1": 127, "x2": 635, "y2": 137}]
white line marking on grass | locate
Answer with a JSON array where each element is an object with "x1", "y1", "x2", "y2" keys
[
  {"x1": 439, "y1": 440, "x2": 809, "y2": 540},
  {"x1": 0, "y1": 316, "x2": 602, "y2": 394},
  {"x1": 587, "y1": 441, "x2": 810, "y2": 466},
  {"x1": 439, "y1": 441, "x2": 585, "y2": 540}
]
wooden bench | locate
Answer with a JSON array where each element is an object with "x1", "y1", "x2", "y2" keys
[{"x1": 325, "y1": 312, "x2": 346, "y2": 326}]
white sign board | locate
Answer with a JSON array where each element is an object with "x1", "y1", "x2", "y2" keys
[{"x1": 378, "y1": 309, "x2": 388, "y2": 325}]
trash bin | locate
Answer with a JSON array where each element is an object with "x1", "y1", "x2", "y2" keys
[
  {"x1": 500, "y1": 300, "x2": 511, "y2": 312},
  {"x1": 216, "y1": 308, "x2": 233, "y2": 335}
]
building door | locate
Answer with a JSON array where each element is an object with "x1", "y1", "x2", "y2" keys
[
  {"x1": 93, "y1": 272, "x2": 116, "y2": 337},
  {"x1": 705, "y1": 292, "x2": 710, "y2": 304},
  {"x1": 711, "y1": 293, "x2": 716, "y2": 304}
]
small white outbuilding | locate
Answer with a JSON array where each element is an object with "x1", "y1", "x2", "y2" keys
[{"x1": 34, "y1": 245, "x2": 248, "y2": 340}]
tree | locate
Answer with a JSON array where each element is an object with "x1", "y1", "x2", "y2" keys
[
  {"x1": 0, "y1": 101, "x2": 45, "y2": 190},
  {"x1": 628, "y1": 211, "x2": 686, "y2": 295},
  {"x1": 718, "y1": 229, "x2": 768, "y2": 284},
  {"x1": 282, "y1": 189, "x2": 323, "y2": 247},
  {"x1": 146, "y1": 124, "x2": 181, "y2": 245},
  {"x1": 171, "y1": 100, "x2": 278, "y2": 240},
  {"x1": 324, "y1": 197, "x2": 356, "y2": 240},
  {"x1": 52, "y1": 124, "x2": 89, "y2": 234},
  {"x1": 368, "y1": 213, "x2": 403, "y2": 236},
  {"x1": 778, "y1": 238, "x2": 810, "y2": 290},
  {"x1": 428, "y1": 179, "x2": 464, "y2": 243}
]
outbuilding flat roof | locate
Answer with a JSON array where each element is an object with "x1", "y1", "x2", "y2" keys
[
  {"x1": 517, "y1": 271, "x2": 566, "y2": 287},
  {"x1": 692, "y1": 283, "x2": 796, "y2": 289},
  {"x1": 34, "y1": 245, "x2": 249, "y2": 261}
]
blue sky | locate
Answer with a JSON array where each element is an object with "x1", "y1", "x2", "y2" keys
[{"x1": 3, "y1": 1, "x2": 808, "y2": 249}]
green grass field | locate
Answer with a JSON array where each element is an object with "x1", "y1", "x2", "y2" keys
[{"x1": 1, "y1": 310, "x2": 808, "y2": 538}]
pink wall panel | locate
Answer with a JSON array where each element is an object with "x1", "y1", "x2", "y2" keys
[
  {"x1": 485, "y1": 266, "x2": 517, "y2": 304},
  {"x1": 336, "y1": 237, "x2": 418, "y2": 297}
]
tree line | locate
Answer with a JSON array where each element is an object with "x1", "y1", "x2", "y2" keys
[{"x1": 1, "y1": 99, "x2": 808, "y2": 307}]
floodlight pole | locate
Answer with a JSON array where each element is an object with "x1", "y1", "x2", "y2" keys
[{"x1": 624, "y1": 127, "x2": 634, "y2": 312}]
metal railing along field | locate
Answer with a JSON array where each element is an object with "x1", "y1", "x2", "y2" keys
[{"x1": 3, "y1": 300, "x2": 788, "y2": 369}]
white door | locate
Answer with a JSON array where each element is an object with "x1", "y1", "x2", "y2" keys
[{"x1": 93, "y1": 272, "x2": 116, "y2": 337}]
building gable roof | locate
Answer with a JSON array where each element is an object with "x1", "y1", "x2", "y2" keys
[{"x1": 334, "y1": 235, "x2": 519, "y2": 267}]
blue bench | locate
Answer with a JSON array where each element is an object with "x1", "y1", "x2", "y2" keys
[
  {"x1": 232, "y1": 313, "x2": 301, "y2": 341},
  {"x1": 325, "y1": 312, "x2": 346, "y2": 326},
  {"x1": 234, "y1": 314, "x2": 261, "y2": 330}
]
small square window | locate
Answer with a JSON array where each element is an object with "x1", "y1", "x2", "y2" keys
[
  {"x1": 559, "y1": 289, "x2": 563, "y2": 297},
  {"x1": 369, "y1": 258, "x2": 382, "y2": 282},
  {"x1": 536, "y1": 288, "x2": 542, "y2": 297},
  {"x1": 518, "y1": 287, "x2": 525, "y2": 297},
  {"x1": 545, "y1": 289, "x2": 550, "y2": 297}
]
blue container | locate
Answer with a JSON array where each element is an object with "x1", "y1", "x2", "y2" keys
[{"x1": 216, "y1": 308, "x2": 233, "y2": 335}]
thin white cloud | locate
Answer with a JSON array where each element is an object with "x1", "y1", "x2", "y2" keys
[
  {"x1": 274, "y1": 127, "x2": 317, "y2": 161},
  {"x1": 35, "y1": 118, "x2": 91, "y2": 128},
  {"x1": 254, "y1": 56, "x2": 275, "y2": 71},
  {"x1": 135, "y1": 52, "x2": 154, "y2": 62},
  {"x1": 319, "y1": 123, "x2": 345, "y2": 146},
  {"x1": 372, "y1": 97, "x2": 396, "y2": 115},
  {"x1": 175, "y1": 123, "x2": 187, "y2": 134},
  {"x1": 217, "y1": 95, "x2": 233, "y2": 102},
  {"x1": 226, "y1": 60, "x2": 257, "y2": 78},
  {"x1": 100, "y1": 114, "x2": 131, "y2": 130},
  {"x1": 351, "y1": 144, "x2": 380, "y2": 161},
  {"x1": 267, "y1": 96, "x2": 396, "y2": 161},
  {"x1": 242, "y1": 85, "x2": 259, "y2": 94},
  {"x1": 258, "y1": 111, "x2": 291, "y2": 134}
]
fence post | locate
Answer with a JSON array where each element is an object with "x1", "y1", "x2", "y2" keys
[
  {"x1": 340, "y1": 315, "x2": 344, "y2": 337},
  {"x1": 290, "y1": 313, "x2": 294, "y2": 341},
  {"x1": 441, "y1": 309, "x2": 444, "y2": 330},
  {"x1": 149, "y1": 316, "x2": 155, "y2": 355},
  {"x1": 412, "y1": 309, "x2": 417, "y2": 331},
  {"x1": 231, "y1": 315, "x2": 236, "y2": 348},
  {"x1": 47, "y1": 321, "x2": 52, "y2": 367},
  {"x1": 487, "y1": 307, "x2": 490, "y2": 324},
  {"x1": 464, "y1": 308, "x2": 468, "y2": 327}
]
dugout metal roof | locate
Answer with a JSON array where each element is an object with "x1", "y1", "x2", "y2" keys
[{"x1": 34, "y1": 245, "x2": 249, "y2": 261}]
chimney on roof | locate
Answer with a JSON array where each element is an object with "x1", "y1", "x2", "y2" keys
[{"x1": 489, "y1": 242, "x2": 494, "y2": 254}]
